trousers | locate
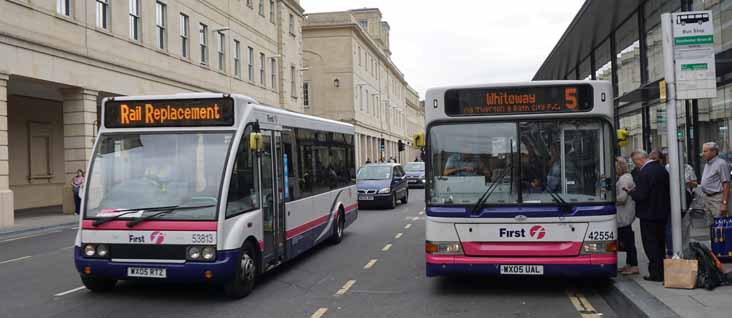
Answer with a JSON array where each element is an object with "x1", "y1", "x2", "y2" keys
[{"x1": 640, "y1": 220, "x2": 666, "y2": 279}]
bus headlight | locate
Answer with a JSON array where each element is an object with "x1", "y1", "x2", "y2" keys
[
  {"x1": 378, "y1": 187, "x2": 391, "y2": 194},
  {"x1": 425, "y1": 241, "x2": 463, "y2": 255},
  {"x1": 202, "y1": 246, "x2": 216, "y2": 261},
  {"x1": 581, "y1": 241, "x2": 617, "y2": 254},
  {"x1": 187, "y1": 246, "x2": 216, "y2": 262},
  {"x1": 96, "y1": 244, "x2": 109, "y2": 257},
  {"x1": 83, "y1": 244, "x2": 97, "y2": 257},
  {"x1": 187, "y1": 246, "x2": 202, "y2": 260}
]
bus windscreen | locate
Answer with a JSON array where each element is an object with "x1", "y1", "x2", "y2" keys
[
  {"x1": 104, "y1": 97, "x2": 235, "y2": 128},
  {"x1": 444, "y1": 85, "x2": 593, "y2": 116}
]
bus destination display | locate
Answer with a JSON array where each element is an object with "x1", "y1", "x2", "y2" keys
[
  {"x1": 105, "y1": 98, "x2": 235, "y2": 128},
  {"x1": 444, "y1": 85, "x2": 593, "y2": 116}
]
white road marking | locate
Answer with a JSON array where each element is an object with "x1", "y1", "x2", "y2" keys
[
  {"x1": 310, "y1": 308, "x2": 328, "y2": 318},
  {"x1": 0, "y1": 231, "x2": 63, "y2": 243},
  {"x1": 382, "y1": 244, "x2": 392, "y2": 251},
  {"x1": 335, "y1": 280, "x2": 356, "y2": 296},
  {"x1": 0, "y1": 256, "x2": 32, "y2": 265},
  {"x1": 418, "y1": 211, "x2": 424, "y2": 215},
  {"x1": 411, "y1": 216, "x2": 419, "y2": 221},
  {"x1": 404, "y1": 224, "x2": 412, "y2": 229},
  {"x1": 71, "y1": 227, "x2": 79, "y2": 230},
  {"x1": 364, "y1": 259, "x2": 378, "y2": 269},
  {"x1": 394, "y1": 233, "x2": 403, "y2": 239},
  {"x1": 61, "y1": 246, "x2": 75, "y2": 250},
  {"x1": 54, "y1": 286, "x2": 86, "y2": 297}
]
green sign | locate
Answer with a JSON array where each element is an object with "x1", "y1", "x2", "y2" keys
[
  {"x1": 674, "y1": 35, "x2": 714, "y2": 46},
  {"x1": 681, "y1": 63, "x2": 709, "y2": 70}
]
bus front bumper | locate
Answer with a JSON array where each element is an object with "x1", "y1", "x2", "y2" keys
[
  {"x1": 426, "y1": 254, "x2": 616, "y2": 277},
  {"x1": 74, "y1": 247, "x2": 240, "y2": 283}
]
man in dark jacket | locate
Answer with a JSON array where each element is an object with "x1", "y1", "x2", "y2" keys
[{"x1": 627, "y1": 150, "x2": 671, "y2": 282}]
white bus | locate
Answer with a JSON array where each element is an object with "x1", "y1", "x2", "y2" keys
[
  {"x1": 74, "y1": 93, "x2": 357, "y2": 298},
  {"x1": 423, "y1": 81, "x2": 617, "y2": 277}
]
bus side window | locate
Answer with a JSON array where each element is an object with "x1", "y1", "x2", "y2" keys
[{"x1": 226, "y1": 132, "x2": 260, "y2": 217}]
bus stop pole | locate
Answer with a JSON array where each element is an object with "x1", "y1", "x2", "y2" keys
[{"x1": 661, "y1": 13, "x2": 684, "y2": 255}]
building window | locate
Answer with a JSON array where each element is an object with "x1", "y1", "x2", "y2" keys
[
  {"x1": 290, "y1": 65, "x2": 296, "y2": 98},
  {"x1": 260, "y1": 53, "x2": 266, "y2": 85},
  {"x1": 303, "y1": 81, "x2": 311, "y2": 110},
  {"x1": 96, "y1": 0, "x2": 109, "y2": 29},
  {"x1": 217, "y1": 31, "x2": 225, "y2": 71},
  {"x1": 259, "y1": 0, "x2": 265, "y2": 16},
  {"x1": 358, "y1": 20, "x2": 368, "y2": 30},
  {"x1": 246, "y1": 0, "x2": 253, "y2": 9},
  {"x1": 365, "y1": 90, "x2": 369, "y2": 113},
  {"x1": 129, "y1": 0, "x2": 141, "y2": 40},
  {"x1": 358, "y1": 87, "x2": 366, "y2": 111},
  {"x1": 289, "y1": 14, "x2": 295, "y2": 35},
  {"x1": 234, "y1": 40, "x2": 241, "y2": 78},
  {"x1": 358, "y1": 46, "x2": 362, "y2": 65},
  {"x1": 271, "y1": 58, "x2": 277, "y2": 90},
  {"x1": 180, "y1": 14, "x2": 189, "y2": 58},
  {"x1": 155, "y1": 1, "x2": 167, "y2": 50},
  {"x1": 199, "y1": 23, "x2": 208, "y2": 64},
  {"x1": 269, "y1": 0, "x2": 275, "y2": 23},
  {"x1": 248, "y1": 47, "x2": 254, "y2": 81},
  {"x1": 57, "y1": 0, "x2": 72, "y2": 16}
]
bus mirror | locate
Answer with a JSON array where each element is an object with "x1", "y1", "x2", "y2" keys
[
  {"x1": 249, "y1": 133, "x2": 263, "y2": 152},
  {"x1": 413, "y1": 133, "x2": 425, "y2": 148}
]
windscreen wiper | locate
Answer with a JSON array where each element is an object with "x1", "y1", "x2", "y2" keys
[
  {"x1": 92, "y1": 205, "x2": 179, "y2": 227},
  {"x1": 472, "y1": 141, "x2": 514, "y2": 214},
  {"x1": 125, "y1": 204, "x2": 216, "y2": 228},
  {"x1": 547, "y1": 189, "x2": 572, "y2": 214}
]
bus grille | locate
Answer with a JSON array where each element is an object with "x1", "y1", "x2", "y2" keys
[{"x1": 108, "y1": 244, "x2": 186, "y2": 260}]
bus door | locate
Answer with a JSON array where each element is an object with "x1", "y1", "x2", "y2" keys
[
  {"x1": 260, "y1": 131, "x2": 286, "y2": 267},
  {"x1": 560, "y1": 123, "x2": 605, "y2": 196}
]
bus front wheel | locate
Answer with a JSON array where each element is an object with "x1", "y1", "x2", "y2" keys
[
  {"x1": 224, "y1": 243, "x2": 257, "y2": 299},
  {"x1": 80, "y1": 276, "x2": 116, "y2": 292}
]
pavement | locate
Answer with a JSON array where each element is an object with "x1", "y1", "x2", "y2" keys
[
  {"x1": 0, "y1": 206, "x2": 78, "y2": 240},
  {"x1": 0, "y1": 190, "x2": 620, "y2": 318},
  {"x1": 615, "y1": 211, "x2": 732, "y2": 318}
]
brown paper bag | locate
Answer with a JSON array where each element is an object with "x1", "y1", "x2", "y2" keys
[{"x1": 663, "y1": 259, "x2": 698, "y2": 289}]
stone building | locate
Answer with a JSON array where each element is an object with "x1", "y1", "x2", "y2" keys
[
  {"x1": 0, "y1": 0, "x2": 305, "y2": 226},
  {"x1": 302, "y1": 8, "x2": 418, "y2": 166}
]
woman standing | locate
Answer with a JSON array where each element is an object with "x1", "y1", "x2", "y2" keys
[
  {"x1": 71, "y1": 169, "x2": 85, "y2": 215},
  {"x1": 616, "y1": 157, "x2": 639, "y2": 275}
]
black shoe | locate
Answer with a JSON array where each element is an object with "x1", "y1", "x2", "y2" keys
[{"x1": 643, "y1": 276, "x2": 663, "y2": 282}]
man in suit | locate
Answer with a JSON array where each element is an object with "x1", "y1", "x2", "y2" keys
[{"x1": 627, "y1": 150, "x2": 671, "y2": 282}]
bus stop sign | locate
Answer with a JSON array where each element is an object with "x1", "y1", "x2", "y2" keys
[{"x1": 672, "y1": 11, "x2": 717, "y2": 99}]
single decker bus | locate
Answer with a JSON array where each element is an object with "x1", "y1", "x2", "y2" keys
[
  {"x1": 423, "y1": 81, "x2": 617, "y2": 277},
  {"x1": 74, "y1": 93, "x2": 357, "y2": 298}
]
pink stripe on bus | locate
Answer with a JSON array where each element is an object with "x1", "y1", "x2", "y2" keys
[
  {"x1": 460, "y1": 242, "x2": 583, "y2": 257},
  {"x1": 426, "y1": 253, "x2": 616, "y2": 265},
  {"x1": 285, "y1": 215, "x2": 329, "y2": 240},
  {"x1": 82, "y1": 220, "x2": 217, "y2": 231}
]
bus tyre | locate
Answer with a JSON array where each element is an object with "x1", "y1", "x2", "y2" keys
[
  {"x1": 389, "y1": 193, "x2": 397, "y2": 209},
  {"x1": 225, "y1": 243, "x2": 257, "y2": 299},
  {"x1": 80, "y1": 276, "x2": 116, "y2": 292},
  {"x1": 330, "y1": 210, "x2": 345, "y2": 244}
]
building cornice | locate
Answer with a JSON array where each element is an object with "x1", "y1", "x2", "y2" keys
[
  {"x1": 303, "y1": 19, "x2": 408, "y2": 86},
  {"x1": 282, "y1": 0, "x2": 306, "y2": 16}
]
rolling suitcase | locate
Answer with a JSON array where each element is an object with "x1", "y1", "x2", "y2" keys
[{"x1": 710, "y1": 217, "x2": 732, "y2": 261}]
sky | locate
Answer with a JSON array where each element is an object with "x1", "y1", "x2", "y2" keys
[{"x1": 301, "y1": 0, "x2": 585, "y2": 98}]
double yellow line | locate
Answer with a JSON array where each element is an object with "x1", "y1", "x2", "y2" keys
[{"x1": 566, "y1": 290, "x2": 603, "y2": 318}]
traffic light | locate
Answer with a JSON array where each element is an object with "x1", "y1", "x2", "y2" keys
[
  {"x1": 412, "y1": 133, "x2": 425, "y2": 149},
  {"x1": 617, "y1": 129, "x2": 629, "y2": 148},
  {"x1": 398, "y1": 140, "x2": 405, "y2": 152}
]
